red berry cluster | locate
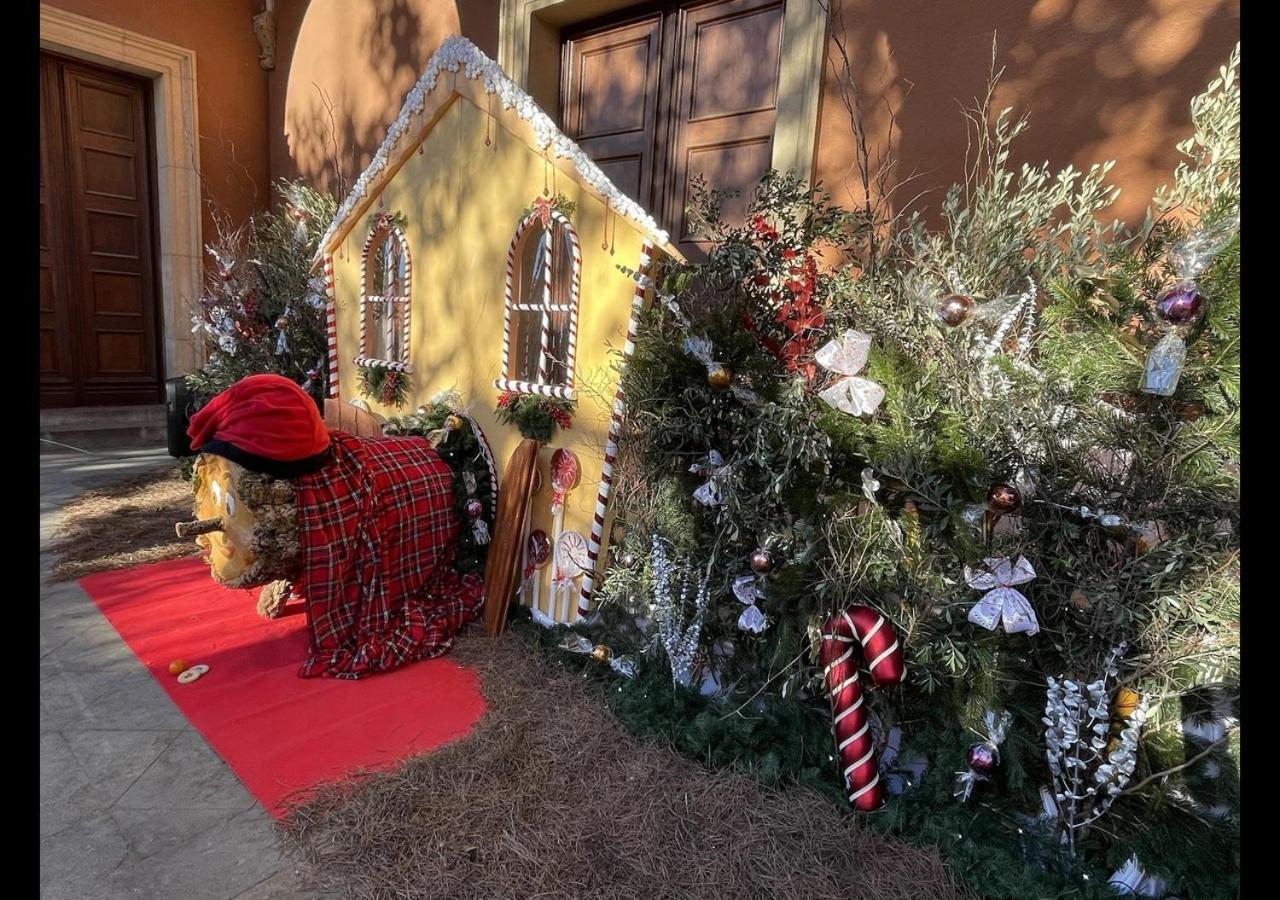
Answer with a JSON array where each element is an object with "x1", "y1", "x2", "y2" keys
[
  {"x1": 741, "y1": 216, "x2": 827, "y2": 384},
  {"x1": 547, "y1": 403, "x2": 573, "y2": 431}
]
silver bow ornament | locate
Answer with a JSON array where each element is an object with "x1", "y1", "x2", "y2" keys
[
  {"x1": 815, "y1": 330, "x2": 884, "y2": 417},
  {"x1": 733, "y1": 574, "x2": 769, "y2": 634},
  {"x1": 964, "y1": 556, "x2": 1039, "y2": 635},
  {"x1": 689, "y1": 450, "x2": 732, "y2": 507}
]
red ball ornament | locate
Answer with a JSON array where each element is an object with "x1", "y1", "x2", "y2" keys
[
  {"x1": 936, "y1": 294, "x2": 976, "y2": 327},
  {"x1": 1154, "y1": 281, "x2": 1207, "y2": 326},
  {"x1": 465, "y1": 498, "x2": 484, "y2": 519},
  {"x1": 986, "y1": 483, "x2": 1021, "y2": 515},
  {"x1": 967, "y1": 742, "x2": 999, "y2": 774}
]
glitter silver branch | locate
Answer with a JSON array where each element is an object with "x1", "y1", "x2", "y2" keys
[
  {"x1": 1042, "y1": 643, "x2": 1152, "y2": 854},
  {"x1": 649, "y1": 535, "x2": 711, "y2": 687}
]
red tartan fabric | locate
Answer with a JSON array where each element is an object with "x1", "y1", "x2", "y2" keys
[{"x1": 292, "y1": 432, "x2": 483, "y2": 679}]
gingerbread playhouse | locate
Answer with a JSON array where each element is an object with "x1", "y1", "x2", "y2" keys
[{"x1": 313, "y1": 36, "x2": 683, "y2": 625}]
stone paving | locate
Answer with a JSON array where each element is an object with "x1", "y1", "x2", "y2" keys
[{"x1": 40, "y1": 447, "x2": 314, "y2": 900}]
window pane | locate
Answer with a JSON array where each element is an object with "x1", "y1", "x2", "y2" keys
[{"x1": 510, "y1": 219, "x2": 575, "y2": 385}]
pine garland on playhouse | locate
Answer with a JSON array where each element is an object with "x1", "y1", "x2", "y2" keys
[{"x1": 528, "y1": 47, "x2": 1240, "y2": 899}]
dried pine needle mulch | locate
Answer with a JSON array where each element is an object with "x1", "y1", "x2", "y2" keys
[
  {"x1": 280, "y1": 633, "x2": 972, "y2": 900},
  {"x1": 48, "y1": 465, "x2": 197, "y2": 581}
]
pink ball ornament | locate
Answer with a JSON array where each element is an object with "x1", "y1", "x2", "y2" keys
[{"x1": 465, "y1": 498, "x2": 484, "y2": 519}]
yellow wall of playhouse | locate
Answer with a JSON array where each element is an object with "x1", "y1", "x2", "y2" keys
[{"x1": 330, "y1": 91, "x2": 653, "y2": 622}]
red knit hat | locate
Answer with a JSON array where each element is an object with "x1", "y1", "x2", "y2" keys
[{"x1": 188, "y1": 374, "x2": 330, "y2": 477}]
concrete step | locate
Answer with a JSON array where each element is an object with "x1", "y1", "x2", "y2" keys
[{"x1": 40, "y1": 404, "x2": 168, "y2": 452}]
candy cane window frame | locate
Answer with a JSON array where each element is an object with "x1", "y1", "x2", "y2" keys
[
  {"x1": 496, "y1": 209, "x2": 581, "y2": 399},
  {"x1": 355, "y1": 221, "x2": 413, "y2": 373}
]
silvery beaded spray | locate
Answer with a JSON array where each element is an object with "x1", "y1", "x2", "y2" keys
[
  {"x1": 1043, "y1": 643, "x2": 1153, "y2": 855},
  {"x1": 1141, "y1": 212, "x2": 1238, "y2": 396},
  {"x1": 649, "y1": 535, "x2": 710, "y2": 687}
]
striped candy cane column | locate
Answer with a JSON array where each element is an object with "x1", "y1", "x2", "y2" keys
[
  {"x1": 323, "y1": 253, "x2": 339, "y2": 398},
  {"x1": 578, "y1": 240, "x2": 654, "y2": 619},
  {"x1": 819, "y1": 605, "x2": 906, "y2": 811}
]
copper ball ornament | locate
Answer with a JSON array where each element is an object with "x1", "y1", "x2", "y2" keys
[
  {"x1": 275, "y1": 316, "x2": 289, "y2": 330},
  {"x1": 445, "y1": 414, "x2": 465, "y2": 431},
  {"x1": 967, "y1": 742, "x2": 999, "y2": 774},
  {"x1": 590, "y1": 644, "x2": 612, "y2": 664},
  {"x1": 936, "y1": 294, "x2": 976, "y2": 327},
  {"x1": 985, "y1": 483, "x2": 1022, "y2": 515},
  {"x1": 750, "y1": 549, "x2": 776, "y2": 574},
  {"x1": 707, "y1": 365, "x2": 734, "y2": 390},
  {"x1": 465, "y1": 498, "x2": 484, "y2": 519}
]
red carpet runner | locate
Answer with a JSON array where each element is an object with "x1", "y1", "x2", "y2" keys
[{"x1": 80, "y1": 557, "x2": 487, "y2": 816}]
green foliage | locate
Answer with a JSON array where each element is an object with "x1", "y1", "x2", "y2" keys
[
  {"x1": 540, "y1": 45, "x2": 1241, "y2": 900},
  {"x1": 494, "y1": 391, "x2": 574, "y2": 443},
  {"x1": 186, "y1": 180, "x2": 337, "y2": 403},
  {"x1": 357, "y1": 364, "x2": 410, "y2": 407}
]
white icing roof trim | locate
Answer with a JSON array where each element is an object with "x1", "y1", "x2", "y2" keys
[{"x1": 315, "y1": 35, "x2": 670, "y2": 265}]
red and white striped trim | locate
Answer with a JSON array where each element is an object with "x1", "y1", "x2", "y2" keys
[
  {"x1": 358, "y1": 221, "x2": 412, "y2": 366},
  {"x1": 578, "y1": 240, "x2": 653, "y2": 619},
  {"x1": 493, "y1": 378, "x2": 575, "y2": 400},
  {"x1": 324, "y1": 253, "x2": 339, "y2": 398},
  {"x1": 352, "y1": 356, "x2": 414, "y2": 373},
  {"x1": 496, "y1": 208, "x2": 581, "y2": 397}
]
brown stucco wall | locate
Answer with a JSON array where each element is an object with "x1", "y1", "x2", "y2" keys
[
  {"x1": 43, "y1": 0, "x2": 271, "y2": 238},
  {"x1": 814, "y1": 0, "x2": 1241, "y2": 224},
  {"x1": 273, "y1": 0, "x2": 1237, "y2": 225},
  {"x1": 269, "y1": 0, "x2": 502, "y2": 194}
]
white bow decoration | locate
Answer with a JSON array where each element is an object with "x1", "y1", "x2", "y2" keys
[
  {"x1": 690, "y1": 451, "x2": 732, "y2": 507},
  {"x1": 815, "y1": 330, "x2": 885, "y2": 417},
  {"x1": 733, "y1": 574, "x2": 769, "y2": 634},
  {"x1": 964, "y1": 556, "x2": 1039, "y2": 635}
]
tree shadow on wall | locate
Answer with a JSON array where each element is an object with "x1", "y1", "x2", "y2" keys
[{"x1": 819, "y1": 0, "x2": 1240, "y2": 226}]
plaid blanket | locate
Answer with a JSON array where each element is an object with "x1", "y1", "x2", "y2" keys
[{"x1": 292, "y1": 432, "x2": 483, "y2": 679}]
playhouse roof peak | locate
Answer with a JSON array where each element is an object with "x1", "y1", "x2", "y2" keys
[{"x1": 314, "y1": 35, "x2": 674, "y2": 266}]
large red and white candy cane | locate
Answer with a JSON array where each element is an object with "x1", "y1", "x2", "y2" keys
[{"x1": 819, "y1": 606, "x2": 906, "y2": 811}]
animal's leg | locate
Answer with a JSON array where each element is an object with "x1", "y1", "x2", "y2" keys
[{"x1": 256, "y1": 578, "x2": 292, "y2": 619}]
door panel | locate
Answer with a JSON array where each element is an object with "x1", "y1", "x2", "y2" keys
[
  {"x1": 562, "y1": 15, "x2": 664, "y2": 211},
  {"x1": 560, "y1": 0, "x2": 786, "y2": 259},
  {"x1": 39, "y1": 56, "x2": 77, "y2": 406},
  {"x1": 41, "y1": 53, "x2": 163, "y2": 407},
  {"x1": 668, "y1": 0, "x2": 783, "y2": 257}
]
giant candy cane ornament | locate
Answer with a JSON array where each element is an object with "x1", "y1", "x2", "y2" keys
[{"x1": 819, "y1": 606, "x2": 906, "y2": 811}]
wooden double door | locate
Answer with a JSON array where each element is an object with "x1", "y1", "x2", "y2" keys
[
  {"x1": 561, "y1": 0, "x2": 785, "y2": 258},
  {"x1": 40, "y1": 52, "x2": 163, "y2": 408}
]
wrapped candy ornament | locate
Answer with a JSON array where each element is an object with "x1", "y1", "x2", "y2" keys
[
  {"x1": 1142, "y1": 213, "x2": 1238, "y2": 396},
  {"x1": 953, "y1": 710, "x2": 1012, "y2": 801},
  {"x1": 558, "y1": 633, "x2": 637, "y2": 678}
]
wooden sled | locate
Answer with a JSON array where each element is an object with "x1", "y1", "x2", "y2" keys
[{"x1": 482, "y1": 438, "x2": 540, "y2": 637}]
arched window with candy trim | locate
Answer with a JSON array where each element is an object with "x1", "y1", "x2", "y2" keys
[
  {"x1": 356, "y1": 213, "x2": 412, "y2": 372},
  {"x1": 496, "y1": 204, "x2": 581, "y2": 398}
]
